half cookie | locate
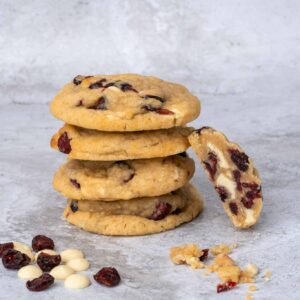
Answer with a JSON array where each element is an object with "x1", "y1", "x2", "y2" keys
[
  {"x1": 50, "y1": 74, "x2": 200, "y2": 131},
  {"x1": 64, "y1": 184, "x2": 204, "y2": 236},
  {"x1": 53, "y1": 155, "x2": 195, "y2": 200},
  {"x1": 189, "y1": 127, "x2": 262, "y2": 229},
  {"x1": 51, "y1": 124, "x2": 192, "y2": 160}
]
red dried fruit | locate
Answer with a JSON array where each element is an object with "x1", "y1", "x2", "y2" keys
[
  {"x1": 203, "y1": 152, "x2": 218, "y2": 180},
  {"x1": 229, "y1": 149, "x2": 249, "y2": 172},
  {"x1": 37, "y1": 253, "x2": 61, "y2": 272},
  {"x1": 73, "y1": 75, "x2": 92, "y2": 85},
  {"x1": 199, "y1": 249, "x2": 209, "y2": 261},
  {"x1": 241, "y1": 197, "x2": 254, "y2": 209},
  {"x1": 233, "y1": 170, "x2": 242, "y2": 192},
  {"x1": 150, "y1": 202, "x2": 172, "y2": 220},
  {"x1": 57, "y1": 132, "x2": 72, "y2": 154},
  {"x1": 70, "y1": 178, "x2": 81, "y2": 189},
  {"x1": 143, "y1": 94, "x2": 165, "y2": 103},
  {"x1": 215, "y1": 186, "x2": 228, "y2": 202},
  {"x1": 229, "y1": 202, "x2": 238, "y2": 215},
  {"x1": 2, "y1": 249, "x2": 30, "y2": 269},
  {"x1": 32, "y1": 235, "x2": 54, "y2": 252},
  {"x1": 26, "y1": 273, "x2": 55, "y2": 292},
  {"x1": 103, "y1": 81, "x2": 137, "y2": 92},
  {"x1": 0, "y1": 242, "x2": 14, "y2": 257},
  {"x1": 88, "y1": 96, "x2": 107, "y2": 110},
  {"x1": 142, "y1": 105, "x2": 174, "y2": 115},
  {"x1": 89, "y1": 79, "x2": 107, "y2": 89},
  {"x1": 70, "y1": 200, "x2": 79, "y2": 213},
  {"x1": 217, "y1": 281, "x2": 237, "y2": 293},
  {"x1": 94, "y1": 267, "x2": 121, "y2": 287}
]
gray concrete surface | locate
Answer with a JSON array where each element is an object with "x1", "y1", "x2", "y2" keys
[{"x1": 0, "y1": 0, "x2": 300, "y2": 299}]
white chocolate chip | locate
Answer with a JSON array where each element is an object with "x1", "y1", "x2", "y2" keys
[
  {"x1": 66, "y1": 258, "x2": 90, "y2": 272},
  {"x1": 246, "y1": 263, "x2": 259, "y2": 276},
  {"x1": 13, "y1": 242, "x2": 35, "y2": 262},
  {"x1": 64, "y1": 274, "x2": 91, "y2": 289},
  {"x1": 35, "y1": 249, "x2": 59, "y2": 261},
  {"x1": 18, "y1": 265, "x2": 43, "y2": 280},
  {"x1": 60, "y1": 249, "x2": 84, "y2": 262},
  {"x1": 50, "y1": 265, "x2": 75, "y2": 280},
  {"x1": 216, "y1": 174, "x2": 236, "y2": 199},
  {"x1": 207, "y1": 142, "x2": 230, "y2": 169},
  {"x1": 244, "y1": 209, "x2": 256, "y2": 225}
]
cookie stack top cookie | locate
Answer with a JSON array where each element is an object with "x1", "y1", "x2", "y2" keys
[{"x1": 50, "y1": 73, "x2": 201, "y2": 132}]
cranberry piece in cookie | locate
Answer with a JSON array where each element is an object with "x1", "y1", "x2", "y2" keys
[
  {"x1": 150, "y1": 202, "x2": 172, "y2": 220},
  {"x1": 57, "y1": 132, "x2": 72, "y2": 154},
  {"x1": 188, "y1": 127, "x2": 263, "y2": 229}
]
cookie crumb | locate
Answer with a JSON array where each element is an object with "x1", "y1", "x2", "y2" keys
[
  {"x1": 210, "y1": 243, "x2": 237, "y2": 256},
  {"x1": 170, "y1": 244, "x2": 205, "y2": 269},
  {"x1": 246, "y1": 293, "x2": 254, "y2": 300},
  {"x1": 248, "y1": 285, "x2": 258, "y2": 292},
  {"x1": 264, "y1": 270, "x2": 272, "y2": 282}
]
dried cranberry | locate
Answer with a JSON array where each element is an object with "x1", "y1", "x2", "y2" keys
[
  {"x1": 70, "y1": 200, "x2": 78, "y2": 213},
  {"x1": 88, "y1": 96, "x2": 107, "y2": 110},
  {"x1": 241, "y1": 197, "x2": 254, "y2": 209},
  {"x1": 143, "y1": 94, "x2": 165, "y2": 103},
  {"x1": 123, "y1": 173, "x2": 135, "y2": 183},
  {"x1": 142, "y1": 105, "x2": 174, "y2": 115},
  {"x1": 199, "y1": 249, "x2": 209, "y2": 261},
  {"x1": 70, "y1": 178, "x2": 81, "y2": 189},
  {"x1": 76, "y1": 99, "x2": 84, "y2": 107},
  {"x1": 195, "y1": 126, "x2": 211, "y2": 134},
  {"x1": 217, "y1": 281, "x2": 237, "y2": 293},
  {"x1": 26, "y1": 273, "x2": 55, "y2": 292},
  {"x1": 2, "y1": 249, "x2": 30, "y2": 269},
  {"x1": 150, "y1": 202, "x2": 172, "y2": 220},
  {"x1": 73, "y1": 75, "x2": 92, "y2": 85},
  {"x1": 37, "y1": 253, "x2": 61, "y2": 272},
  {"x1": 94, "y1": 267, "x2": 121, "y2": 287},
  {"x1": 57, "y1": 132, "x2": 72, "y2": 154},
  {"x1": 242, "y1": 182, "x2": 260, "y2": 190},
  {"x1": 32, "y1": 235, "x2": 54, "y2": 252},
  {"x1": 203, "y1": 152, "x2": 218, "y2": 180},
  {"x1": 229, "y1": 202, "x2": 238, "y2": 215},
  {"x1": 215, "y1": 186, "x2": 228, "y2": 202},
  {"x1": 229, "y1": 149, "x2": 249, "y2": 172},
  {"x1": 0, "y1": 242, "x2": 14, "y2": 257},
  {"x1": 103, "y1": 81, "x2": 137, "y2": 92},
  {"x1": 89, "y1": 79, "x2": 107, "y2": 89},
  {"x1": 233, "y1": 170, "x2": 242, "y2": 191}
]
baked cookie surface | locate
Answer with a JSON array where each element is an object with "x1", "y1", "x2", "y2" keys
[
  {"x1": 189, "y1": 127, "x2": 263, "y2": 229},
  {"x1": 67, "y1": 187, "x2": 188, "y2": 219},
  {"x1": 53, "y1": 155, "x2": 195, "y2": 200},
  {"x1": 50, "y1": 74, "x2": 200, "y2": 131},
  {"x1": 51, "y1": 124, "x2": 192, "y2": 161},
  {"x1": 64, "y1": 184, "x2": 204, "y2": 236}
]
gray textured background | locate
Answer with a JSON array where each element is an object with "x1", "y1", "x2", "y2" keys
[{"x1": 1, "y1": 1, "x2": 300, "y2": 299}]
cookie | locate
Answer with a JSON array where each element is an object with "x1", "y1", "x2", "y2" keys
[
  {"x1": 67, "y1": 187, "x2": 188, "y2": 219},
  {"x1": 50, "y1": 74, "x2": 200, "y2": 131},
  {"x1": 53, "y1": 155, "x2": 195, "y2": 201},
  {"x1": 51, "y1": 124, "x2": 193, "y2": 161},
  {"x1": 64, "y1": 184, "x2": 204, "y2": 236},
  {"x1": 188, "y1": 127, "x2": 262, "y2": 229}
]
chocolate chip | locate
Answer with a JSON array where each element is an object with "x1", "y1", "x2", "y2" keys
[
  {"x1": 73, "y1": 75, "x2": 92, "y2": 85},
  {"x1": 89, "y1": 79, "x2": 107, "y2": 89},
  {"x1": 178, "y1": 152, "x2": 188, "y2": 157},
  {"x1": 88, "y1": 96, "x2": 107, "y2": 110}
]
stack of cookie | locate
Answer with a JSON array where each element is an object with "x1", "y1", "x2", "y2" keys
[{"x1": 50, "y1": 74, "x2": 204, "y2": 236}]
